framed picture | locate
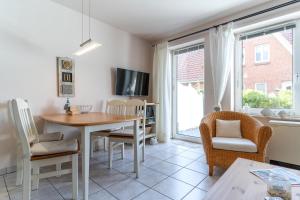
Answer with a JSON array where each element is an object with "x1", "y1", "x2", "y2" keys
[{"x1": 57, "y1": 57, "x2": 75, "y2": 97}]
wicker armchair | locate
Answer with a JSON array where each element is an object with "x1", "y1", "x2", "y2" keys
[{"x1": 200, "y1": 111, "x2": 272, "y2": 176}]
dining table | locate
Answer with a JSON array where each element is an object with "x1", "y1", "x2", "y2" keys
[{"x1": 41, "y1": 112, "x2": 141, "y2": 200}]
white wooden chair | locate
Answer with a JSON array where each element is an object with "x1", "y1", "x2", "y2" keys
[
  {"x1": 11, "y1": 99, "x2": 79, "y2": 200},
  {"x1": 90, "y1": 99, "x2": 126, "y2": 157},
  {"x1": 11, "y1": 99, "x2": 64, "y2": 186},
  {"x1": 108, "y1": 99, "x2": 146, "y2": 168}
]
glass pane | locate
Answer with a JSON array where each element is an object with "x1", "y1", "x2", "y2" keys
[
  {"x1": 242, "y1": 29, "x2": 294, "y2": 109},
  {"x1": 175, "y1": 46, "x2": 204, "y2": 138}
]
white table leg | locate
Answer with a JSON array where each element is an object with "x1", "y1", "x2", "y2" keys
[
  {"x1": 81, "y1": 126, "x2": 90, "y2": 200},
  {"x1": 133, "y1": 120, "x2": 140, "y2": 178}
]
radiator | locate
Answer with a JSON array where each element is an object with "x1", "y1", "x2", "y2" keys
[{"x1": 267, "y1": 120, "x2": 300, "y2": 166}]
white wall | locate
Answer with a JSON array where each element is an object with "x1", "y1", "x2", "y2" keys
[{"x1": 0, "y1": 0, "x2": 152, "y2": 170}]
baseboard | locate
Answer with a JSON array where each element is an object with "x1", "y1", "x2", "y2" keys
[
  {"x1": 0, "y1": 165, "x2": 17, "y2": 176},
  {"x1": 270, "y1": 160, "x2": 300, "y2": 170}
]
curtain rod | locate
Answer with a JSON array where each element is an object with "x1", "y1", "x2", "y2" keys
[{"x1": 152, "y1": 0, "x2": 300, "y2": 46}]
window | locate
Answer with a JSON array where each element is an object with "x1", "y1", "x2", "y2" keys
[
  {"x1": 255, "y1": 44, "x2": 270, "y2": 63},
  {"x1": 236, "y1": 23, "x2": 299, "y2": 113},
  {"x1": 255, "y1": 83, "x2": 267, "y2": 94}
]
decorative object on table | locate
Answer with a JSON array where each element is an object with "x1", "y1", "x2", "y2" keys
[
  {"x1": 267, "y1": 176, "x2": 291, "y2": 200},
  {"x1": 67, "y1": 106, "x2": 81, "y2": 115},
  {"x1": 265, "y1": 197, "x2": 284, "y2": 200},
  {"x1": 78, "y1": 105, "x2": 93, "y2": 114},
  {"x1": 73, "y1": 0, "x2": 101, "y2": 56},
  {"x1": 277, "y1": 110, "x2": 288, "y2": 119},
  {"x1": 250, "y1": 168, "x2": 300, "y2": 186},
  {"x1": 64, "y1": 98, "x2": 71, "y2": 113},
  {"x1": 261, "y1": 108, "x2": 274, "y2": 117},
  {"x1": 57, "y1": 57, "x2": 75, "y2": 97},
  {"x1": 214, "y1": 105, "x2": 221, "y2": 112}
]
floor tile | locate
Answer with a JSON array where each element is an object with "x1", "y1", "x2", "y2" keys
[
  {"x1": 142, "y1": 155, "x2": 163, "y2": 167},
  {"x1": 50, "y1": 174, "x2": 102, "y2": 200},
  {"x1": 185, "y1": 160, "x2": 209, "y2": 175},
  {"x1": 151, "y1": 151, "x2": 177, "y2": 160},
  {"x1": 179, "y1": 151, "x2": 202, "y2": 160},
  {"x1": 130, "y1": 167, "x2": 167, "y2": 187},
  {"x1": 165, "y1": 146, "x2": 187, "y2": 154},
  {"x1": 9, "y1": 183, "x2": 63, "y2": 200},
  {"x1": 171, "y1": 168, "x2": 207, "y2": 186},
  {"x1": 0, "y1": 176, "x2": 9, "y2": 200},
  {"x1": 106, "y1": 178, "x2": 148, "y2": 200},
  {"x1": 183, "y1": 188, "x2": 207, "y2": 200},
  {"x1": 153, "y1": 177, "x2": 193, "y2": 200},
  {"x1": 90, "y1": 169, "x2": 128, "y2": 188},
  {"x1": 88, "y1": 188, "x2": 117, "y2": 200},
  {"x1": 166, "y1": 155, "x2": 194, "y2": 167},
  {"x1": 197, "y1": 176, "x2": 219, "y2": 191},
  {"x1": 148, "y1": 161, "x2": 182, "y2": 176},
  {"x1": 133, "y1": 189, "x2": 171, "y2": 200}
]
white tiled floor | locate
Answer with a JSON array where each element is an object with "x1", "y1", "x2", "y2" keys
[{"x1": 0, "y1": 140, "x2": 224, "y2": 200}]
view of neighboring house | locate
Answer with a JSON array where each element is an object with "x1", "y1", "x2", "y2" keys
[
  {"x1": 177, "y1": 48, "x2": 205, "y2": 92},
  {"x1": 242, "y1": 29, "x2": 293, "y2": 95}
]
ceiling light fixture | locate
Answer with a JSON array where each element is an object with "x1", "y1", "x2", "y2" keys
[{"x1": 74, "y1": 0, "x2": 101, "y2": 56}]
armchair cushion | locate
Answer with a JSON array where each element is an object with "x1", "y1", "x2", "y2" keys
[
  {"x1": 212, "y1": 137, "x2": 257, "y2": 153},
  {"x1": 216, "y1": 119, "x2": 242, "y2": 138}
]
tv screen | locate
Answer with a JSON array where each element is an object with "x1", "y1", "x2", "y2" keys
[{"x1": 115, "y1": 68, "x2": 149, "y2": 96}]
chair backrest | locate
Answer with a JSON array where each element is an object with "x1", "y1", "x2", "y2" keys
[
  {"x1": 202, "y1": 111, "x2": 262, "y2": 141},
  {"x1": 105, "y1": 99, "x2": 126, "y2": 115},
  {"x1": 125, "y1": 99, "x2": 146, "y2": 117},
  {"x1": 11, "y1": 99, "x2": 39, "y2": 158}
]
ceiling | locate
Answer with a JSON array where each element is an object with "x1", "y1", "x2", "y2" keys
[{"x1": 52, "y1": 0, "x2": 272, "y2": 42}]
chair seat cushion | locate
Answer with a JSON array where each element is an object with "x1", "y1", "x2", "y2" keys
[
  {"x1": 38, "y1": 132, "x2": 64, "y2": 142},
  {"x1": 31, "y1": 139, "x2": 79, "y2": 156},
  {"x1": 212, "y1": 137, "x2": 257, "y2": 153},
  {"x1": 110, "y1": 128, "x2": 143, "y2": 137}
]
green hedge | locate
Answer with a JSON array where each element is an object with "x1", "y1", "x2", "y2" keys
[{"x1": 242, "y1": 90, "x2": 292, "y2": 109}]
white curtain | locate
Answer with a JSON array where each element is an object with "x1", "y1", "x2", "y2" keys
[
  {"x1": 153, "y1": 41, "x2": 171, "y2": 142},
  {"x1": 209, "y1": 22, "x2": 235, "y2": 110}
]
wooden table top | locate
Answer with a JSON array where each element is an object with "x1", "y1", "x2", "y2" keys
[
  {"x1": 41, "y1": 112, "x2": 140, "y2": 127},
  {"x1": 204, "y1": 158, "x2": 300, "y2": 200}
]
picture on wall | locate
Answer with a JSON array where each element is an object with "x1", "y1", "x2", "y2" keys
[{"x1": 57, "y1": 57, "x2": 75, "y2": 97}]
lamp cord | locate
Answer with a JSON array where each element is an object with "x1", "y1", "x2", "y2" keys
[
  {"x1": 89, "y1": 0, "x2": 91, "y2": 39},
  {"x1": 81, "y1": 0, "x2": 83, "y2": 43}
]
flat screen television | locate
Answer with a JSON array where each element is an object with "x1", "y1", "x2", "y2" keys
[{"x1": 115, "y1": 68, "x2": 149, "y2": 96}]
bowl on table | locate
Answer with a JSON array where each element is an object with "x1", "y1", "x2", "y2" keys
[{"x1": 78, "y1": 105, "x2": 93, "y2": 114}]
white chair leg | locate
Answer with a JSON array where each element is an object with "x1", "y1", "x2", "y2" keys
[
  {"x1": 90, "y1": 137, "x2": 94, "y2": 158},
  {"x1": 16, "y1": 154, "x2": 23, "y2": 186},
  {"x1": 72, "y1": 154, "x2": 78, "y2": 200},
  {"x1": 142, "y1": 143, "x2": 145, "y2": 162},
  {"x1": 109, "y1": 141, "x2": 113, "y2": 169},
  {"x1": 103, "y1": 137, "x2": 107, "y2": 151},
  {"x1": 56, "y1": 163, "x2": 62, "y2": 177},
  {"x1": 23, "y1": 160, "x2": 31, "y2": 200},
  {"x1": 121, "y1": 143, "x2": 124, "y2": 160},
  {"x1": 32, "y1": 167, "x2": 39, "y2": 190}
]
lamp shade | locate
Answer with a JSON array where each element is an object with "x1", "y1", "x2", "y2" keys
[{"x1": 73, "y1": 39, "x2": 101, "y2": 56}]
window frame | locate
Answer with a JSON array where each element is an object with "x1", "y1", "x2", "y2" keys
[
  {"x1": 235, "y1": 22, "x2": 300, "y2": 115},
  {"x1": 254, "y1": 44, "x2": 270, "y2": 64},
  {"x1": 255, "y1": 83, "x2": 267, "y2": 94}
]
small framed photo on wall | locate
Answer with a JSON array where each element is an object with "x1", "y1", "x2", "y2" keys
[{"x1": 57, "y1": 57, "x2": 75, "y2": 97}]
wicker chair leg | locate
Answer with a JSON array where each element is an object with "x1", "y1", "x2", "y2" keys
[{"x1": 209, "y1": 164, "x2": 214, "y2": 176}]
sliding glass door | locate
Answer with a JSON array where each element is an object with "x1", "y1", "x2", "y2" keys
[{"x1": 172, "y1": 43, "x2": 205, "y2": 142}]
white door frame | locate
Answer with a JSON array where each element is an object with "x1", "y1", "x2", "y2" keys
[{"x1": 171, "y1": 43, "x2": 204, "y2": 143}]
